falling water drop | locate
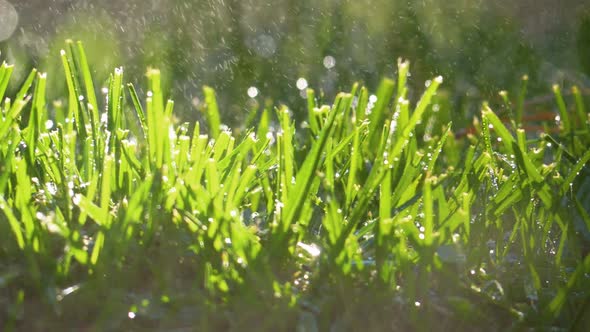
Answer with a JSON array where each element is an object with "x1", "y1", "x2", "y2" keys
[
  {"x1": 0, "y1": 1, "x2": 18, "y2": 42},
  {"x1": 323, "y1": 55, "x2": 336, "y2": 69},
  {"x1": 247, "y1": 86, "x2": 259, "y2": 98},
  {"x1": 296, "y1": 78, "x2": 308, "y2": 90}
]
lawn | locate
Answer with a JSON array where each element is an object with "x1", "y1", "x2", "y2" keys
[{"x1": 1, "y1": 40, "x2": 589, "y2": 331}]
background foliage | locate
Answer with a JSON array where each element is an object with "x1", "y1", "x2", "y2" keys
[{"x1": 2, "y1": 0, "x2": 590, "y2": 126}]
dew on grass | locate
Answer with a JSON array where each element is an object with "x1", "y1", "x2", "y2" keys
[
  {"x1": 45, "y1": 120, "x2": 54, "y2": 130},
  {"x1": 47, "y1": 182, "x2": 58, "y2": 195},
  {"x1": 297, "y1": 241, "x2": 321, "y2": 257},
  {"x1": 237, "y1": 257, "x2": 246, "y2": 267}
]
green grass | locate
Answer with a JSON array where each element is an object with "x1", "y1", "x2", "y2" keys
[{"x1": 1, "y1": 41, "x2": 590, "y2": 331}]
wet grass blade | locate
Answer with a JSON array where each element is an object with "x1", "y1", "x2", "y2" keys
[
  {"x1": 203, "y1": 86, "x2": 221, "y2": 138},
  {"x1": 516, "y1": 75, "x2": 528, "y2": 127},
  {"x1": 282, "y1": 93, "x2": 343, "y2": 232},
  {"x1": 366, "y1": 78, "x2": 395, "y2": 148},
  {"x1": 0, "y1": 62, "x2": 14, "y2": 102},
  {"x1": 552, "y1": 84, "x2": 571, "y2": 134}
]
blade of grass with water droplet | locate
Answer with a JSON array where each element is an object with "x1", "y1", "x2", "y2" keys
[
  {"x1": 552, "y1": 84, "x2": 571, "y2": 134},
  {"x1": 345, "y1": 123, "x2": 362, "y2": 210},
  {"x1": 366, "y1": 78, "x2": 395, "y2": 149},
  {"x1": 0, "y1": 62, "x2": 14, "y2": 102},
  {"x1": 60, "y1": 49, "x2": 82, "y2": 136},
  {"x1": 281, "y1": 93, "x2": 343, "y2": 236},
  {"x1": 278, "y1": 105, "x2": 294, "y2": 195},
  {"x1": 127, "y1": 83, "x2": 147, "y2": 141},
  {"x1": 108, "y1": 67, "x2": 124, "y2": 134},
  {"x1": 482, "y1": 104, "x2": 514, "y2": 153},
  {"x1": 396, "y1": 59, "x2": 409, "y2": 101},
  {"x1": 355, "y1": 86, "x2": 369, "y2": 125},
  {"x1": 513, "y1": 129, "x2": 543, "y2": 183},
  {"x1": 13, "y1": 68, "x2": 36, "y2": 106},
  {"x1": 388, "y1": 76, "x2": 443, "y2": 162},
  {"x1": 422, "y1": 176, "x2": 435, "y2": 248},
  {"x1": 427, "y1": 122, "x2": 452, "y2": 172},
  {"x1": 0, "y1": 74, "x2": 33, "y2": 139},
  {"x1": 561, "y1": 148, "x2": 590, "y2": 195}
]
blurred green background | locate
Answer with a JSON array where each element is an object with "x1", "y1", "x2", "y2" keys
[{"x1": 1, "y1": 0, "x2": 590, "y2": 127}]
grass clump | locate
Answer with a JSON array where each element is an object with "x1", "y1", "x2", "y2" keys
[{"x1": 0, "y1": 41, "x2": 589, "y2": 331}]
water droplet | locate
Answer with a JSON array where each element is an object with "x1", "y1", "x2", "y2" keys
[
  {"x1": 296, "y1": 78, "x2": 308, "y2": 90},
  {"x1": 323, "y1": 55, "x2": 336, "y2": 69},
  {"x1": 0, "y1": 1, "x2": 18, "y2": 42},
  {"x1": 47, "y1": 182, "x2": 57, "y2": 195},
  {"x1": 297, "y1": 241, "x2": 321, "y2": 257},
  {"x1": 247, "y1": 86, "x2": 258, "y2": 98}
]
